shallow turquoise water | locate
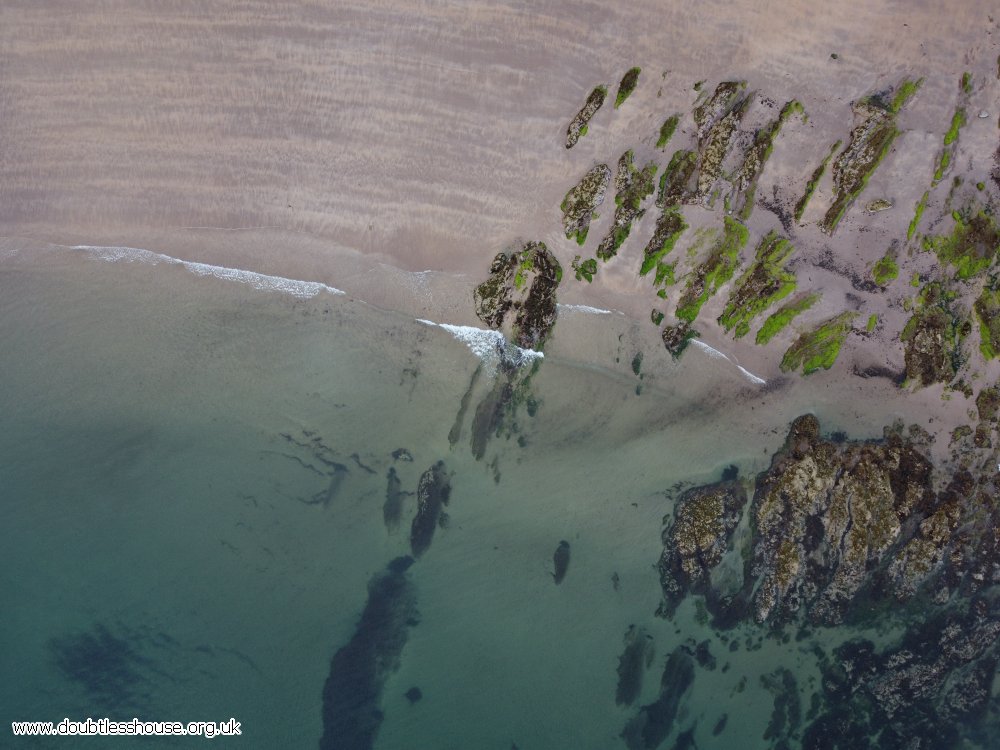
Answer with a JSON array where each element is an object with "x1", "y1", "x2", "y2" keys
[{"x1": 1, "y1": 247, "x2": 993, "y2": 749}]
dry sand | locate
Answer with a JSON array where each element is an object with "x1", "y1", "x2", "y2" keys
[{"x1": 2, "y1": 0, "x2": 1000, "y2": 446}]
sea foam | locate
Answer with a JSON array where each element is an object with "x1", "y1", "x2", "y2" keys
[
  {"x1": 416, "y1": 319, "x2": 543, "y2": 372},
  {"x1": 72, "y1": 245, "x2": 345, "y2": 299},
  {"x1": 690, "y1": 340, "x2": 766, "y2": 386},
  {"x1": 557, "y1": 303, "x2": 616, "y2": 315}
]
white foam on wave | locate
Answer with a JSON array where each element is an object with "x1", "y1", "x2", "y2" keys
[
  {"x1": 72, "y1": 244, "x2": 345, "y2": 299},
  {"x1": 557, "y1": 303, "x2": 616, "y2": 315},
  {"x1": 416, "y1": 319, "x2": 543, "y2": 371},
  {"x1": 690, "y1": 339, "x2": 767, "y2": 386}
]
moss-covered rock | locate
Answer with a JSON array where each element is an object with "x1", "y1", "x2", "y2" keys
[
  {"x1": 675, "y1": 217, "x2": 748, "y2": 323},
  {"x1": 693, "y1": 81, "x2": 747, "y2": 142},
  {"x1": 656, "y1": 149, "x2": 698, "y2": 209},
  {"x1": 922, "y1": 208, "x2": 1000, "y2": 280},
  {"x1": 596, "y1": 150, "x2": 657, "y2": 261},
  {"x1": 974, "y1": 286, "x2": 1000, "y2": 359},
  {"x1": 780, "y1": 312, "x2": 855, "y2": 374},
  {"x1": 656, "y1": 114, "x2": 680, "y2": 150},
  {"x1": 756, "y1": 293, "x2": 819, "y2": 345},
  {"x1": 473, "y1": 241, "x2": 562, "y2": 349},
  {"x1": 901, "y1": 282, "x2": 969, "y2": 387},
  {"x1": 614, "y1": 67, "x2": 641, "y2": 109},
  {"x1": 731, "y1": 100, "x2": 803, "y2": 219},
  {"x1": 719, "y1": 232, "x2": 796, "y2": 338},
  {"x1": 661, "y1": 321, "x2": 698, "y2": 358},
  {"x1": 871, "y1": 247, "x2": 899, "y2": 286},
  {"x1": 794, "y1": 140, "x2": 840, "y2": 222},
  {"x1": 565, "y1": 85, "x2": 607, "y2": 149},
  {"x1": 640, "y1": 208, "x2": 687, "y2": 283},
  {"x1": 821, "y1": 99, "x2": 901, "y2": 234},
  {"x1": 697, "y1": 97, "x2": 751, "y2": 198},
  {"x1": 561, "y1": 164, "x2": 611, "y2": 245}
]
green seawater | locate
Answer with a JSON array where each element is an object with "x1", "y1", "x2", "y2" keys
[{"x1": 1, "y1": 246, "x2": 991, "y2": 749}]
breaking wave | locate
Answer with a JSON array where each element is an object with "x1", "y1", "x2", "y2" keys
[
  {"x1": 690, "y1": 340, "x2": 767, "y2": 386},
  {"x1": 557, "y1": 303, "x2": 616, "y2": 315},
  {"x1": 73, "y1": 245, "x2": 345, "y2": 299},
  {"x1": 415, "y1": 319, "x2": 543, "y2": 371}
]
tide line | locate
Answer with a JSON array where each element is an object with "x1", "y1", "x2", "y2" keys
[
  {"x1": 689, "y1": 339, "x2": 767, "y2": 386},
  {"x1": 72, "y1": 244, "x2": 345, "y2": 299}
]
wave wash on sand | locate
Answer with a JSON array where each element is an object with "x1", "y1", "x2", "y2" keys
[{"x1": 73, "y1": 244, "x2": 345, "y2": 299}]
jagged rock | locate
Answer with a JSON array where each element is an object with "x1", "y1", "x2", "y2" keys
[
  {"x1": 822, "y1": 99, "x2": 900, "y2": 233},
  {"x1": 565, "y1": 86, "x2": 606, "y2": 149},
  {"x1": 561, "y1": 164, "x2": 611, "y2": 245},
  {"x1": 901, "y1": 282, "x2": 969, "y2": 387},
  {"x1": 656, "y1": 480, "x2": 747, "y2": 618},
  {"x1": 473, "y1": 241, "x2": 562, "y2": 349},
  {"x1": 596, "y1": 150, "x2": 657, "y2": 261},
  {"x1": 661, "y1": 321, "x2": 698, "y2": 358},
  {"x1": 866, "y1": 198, "x2": 893, "y2": 213}
]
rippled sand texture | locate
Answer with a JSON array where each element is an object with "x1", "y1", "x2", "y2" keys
[{"x1": 1, "y1": 0, "x2": 995, "y2": 278}]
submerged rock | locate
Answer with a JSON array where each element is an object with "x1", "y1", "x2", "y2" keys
[
  {"x1": 409, "y1": 461, "x2": 452, "y2": 557},
  {"x1": 552, "y1": 540, "x2": 571, "y2": 584},
  {"x1": 657, "y1": 480, "x2": 747, "y2": 618},
  {"x1": 616, "y1": 626, "x2": 656, "y2": 706},
  {"x1": 621, "y1": 647, "x2": 695, "y2": 750},
  {"x1": 382, "y1": 467, "x2": 405, "y2": 531},
  {"x1": 320, "y1": 557, "x2": 418, "y2": 750}
]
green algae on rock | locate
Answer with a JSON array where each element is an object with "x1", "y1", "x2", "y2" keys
[
  {"x1": 730, "y1": 100, "x2": 804, "y2": 219},
  {"x1": 661, "y1": 320, "x2": 698, "y2": 358},
  {"x1": 756, "y1": 293, "x2": 819, "y2": 345},
  {"x1": 693, "y1": 81, "x2": 746, "y2": 142},
  {"x1": 571, "y1": 255, "x2": 598, "y2": 283},
  {"x1": 779, "y1": 312, "x2": 855, "y2": 374},
  {"x1": 656, "y1": 149, "x2": 698, "y2": 209},
  {"x1": 871, "y1": 247, "x2": 899, "y2": 286},
  {"x1": 614, "y1": 67, "x2": 641, "y2": 109},
  {"x1": 974, "y1": 285, "x2": 1000, "y2": 359},
  {"x1": 596, "y1": 150, "x2": 657, "y2": 261},
  {"x1": 675, "y1": 217, "x2": 748, "y2": 323},
  {"x1": 718, "y1": 231, "x2": 796, "y2": 338},
  {"x1": 921, "y1": 208, "x2": 1000, "y2": 280},
  {"x1": 565, "y1": 85, "x2": 607, "y2": 149},
  {"x1": 473, "y1": 241, "x2": 562, "y2": 349},
  {"x1": 561, "y1": 164, "x2": 611, "y2": 245},
  {"x1": 900, "y1": 282, "x2": 969, "y2": 387},
  {"x1": 640, "y1": 208, "x2": 687, "y2": 279},
  {"x1": 908, "y1": 190, "x2": 929, "y2": 241},
  {"x1": 655, "y1": 114, "x2": 680, "y2": 149},
  {"x1": 933, "y1": 107, "x2": 967, "y2": 183},
  {"x1": 696, "y1": 94, "x2": 751, "y2": 198},
  {"x1": 821, "y1": 97, "x2": 901, "y2": 234},
  {"x1": 794, "y1": 140, "x2": 840, "y2": 222}
]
